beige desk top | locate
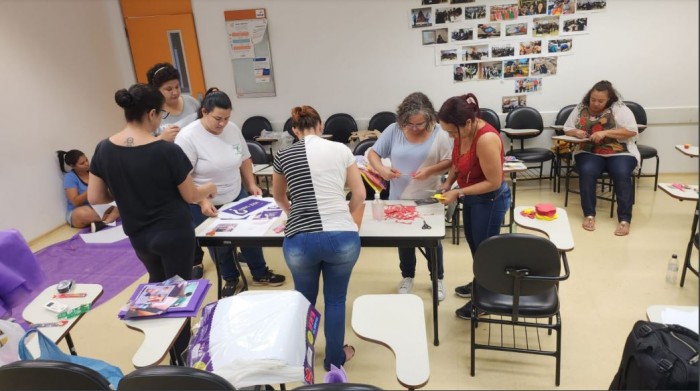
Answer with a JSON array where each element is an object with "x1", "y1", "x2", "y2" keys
[
  {"x1": 675, "y1": 144, "x2": 699, "y2": 158},
  {"x1": 513, "y1": 206, "x2": 574, "y2": 251}
]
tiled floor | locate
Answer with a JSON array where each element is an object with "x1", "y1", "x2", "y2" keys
[{"x1": 26, "y1": 173, "x2": 698, "y2": 390}]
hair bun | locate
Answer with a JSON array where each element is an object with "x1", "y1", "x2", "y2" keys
[{"x1": 114, "y1": 89, "x2": 135, "y2": 108}]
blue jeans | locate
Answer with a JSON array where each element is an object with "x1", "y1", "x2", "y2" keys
[
  {"x1": 461, "y1": 181, "x2": 511, "y2": 256},
  {"x1": 575, "y1": 153, "x2": 636, "y2": 222},
  {"x1": 283, "y1": 231, "x2": 360, "y2": 370},
  {"x1": 398, "y1": 242, "x2": 444, "y2": 279},
  {"x1": 189, "y1": 188, "x2": 268, "y2": 281}
]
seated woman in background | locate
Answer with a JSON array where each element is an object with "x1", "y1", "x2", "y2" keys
[
  {"x1": 57, "y1": 149, "x2": 119, "y2": 232},
  {"x1": 563, "y1": 80, "x2": 639, "y2": 236},
  {"x1": 146, "y1": 62, "x2": 200, "y2": 142}
]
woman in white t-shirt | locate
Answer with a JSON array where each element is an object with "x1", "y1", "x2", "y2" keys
[
  {"x1": 175, "y1": 91, "x2": 285, "y2": 297},
  {"x1": 272, "y1": 106, "x2": 365, "y2": 371}
]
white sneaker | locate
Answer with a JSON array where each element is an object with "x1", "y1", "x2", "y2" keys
[
  {"x1": 398, "y1": 277, "x2": 414, "y2": 294},
  {"x1": 437, "y1": 279, "x2": 446, "y2": 301}
]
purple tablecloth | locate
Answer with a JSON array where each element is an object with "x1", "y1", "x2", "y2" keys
[{"x1": 0, "y1": 230, "x2": 45, "y2": 318}]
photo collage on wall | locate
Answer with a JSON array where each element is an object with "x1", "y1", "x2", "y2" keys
[{"x1": 412, "y1": 0, "x2": 606, "y2": 112}]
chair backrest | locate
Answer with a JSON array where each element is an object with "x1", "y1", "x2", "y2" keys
[
  {"x1": 241, "y1": 115, "x2": 273, "y2": 141},
  {"x1": 117, "y1": 366, "x2": 235, "y2": 390},
  {"x1": 284, "y1": 117, "x2": 297, "y2": 142},
  {"x1": 504, "y1": 106, "x2": 544, "y2": 139},
  {"x1": 353, "y1": 139, "x2": 376, "y2": 156},
  {"x1": 292, "y1": 383, "x2": 383, "y2": 391},
  {"x1": 0, "y1": 360, "x2": 112, "y2": 390},
  {"x1": 479, "y1": 107, "x2": 501, "y2": 131},
  {"x1": 623, "y1": 100, "x2": 647, "y2": 127},
  {"x1": 367, "y1": 111, "x2": 396, "y2": 132},
  {"x1": 553, "y1": 104, "x2": 576, "y2": 135},
  {"x1": 474, "y1": 233, "x2": 561, "y2": 296},
  {"x1": 246, "y1": 140, "x2": 268, "y2": 164},
  {"x1": 324, "y1": 113, "x2": 358, "y2": 143}
]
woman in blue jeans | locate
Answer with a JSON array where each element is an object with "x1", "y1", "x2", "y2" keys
[
  {"x1": 437, "y1": 93, "x2": 511, "y2": 320},
  {"x1": 272, "y1": 105, "x2": 366, "y2": 371}
]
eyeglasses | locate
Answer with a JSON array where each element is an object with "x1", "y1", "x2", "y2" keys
[
  {"x1": 158, "y1": 109, "x2": 170, "y2": 120},
  {"x1": 405, "y1": 121, "x2": 428, "y2": 130}
]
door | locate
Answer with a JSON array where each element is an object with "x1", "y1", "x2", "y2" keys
[{"x1": 125, "y1": 14, "x2": 205, "y2": 100}]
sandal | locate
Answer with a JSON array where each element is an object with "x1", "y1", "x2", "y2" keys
[
  {"x1": 615, "y1": 221, "x2": 630, "y2": 236},
  {"x1": 582, "y1": 216, "x2": 596, "y2": 231},
  {"x1": 343, "y1": 344, "x2": 355, "y2": 364}
]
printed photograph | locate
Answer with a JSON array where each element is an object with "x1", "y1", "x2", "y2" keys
[
  {"x1": 519, "y1": 0, "x2": 547, "y2": 15},
  {"x1": 502, "y1": 95, "x2": 527, "y2": 113},
  {"x1": 477, "y1": 23, "x2": 501, "y2": 39},
  {"x1": 422, "y1": 0, "x2": 448, "y2": 4},
  {"x1": 514, "y1": 77, "x2": 543, "y2": 93},
  {"x1": 491, "y1": 43, "x2": 515, "y2": 58},
  {"x1": 436, "y1": 7, "x2": 465, "y2": 24},
  {"x1": 519, "y1": 40, "x2": 542, "y2": 55},
  {"x1": 451, "y1": 27, "x2": 474, "y2": 41},
  {"x1": 439, "y1": 48, "x2": 460, "y2": 65},
  {"x1": 465, "y1": 5, "x2": 487, "y2": 19},
  {"x1": 531, "y1": 56, "x2": 558, "y2": 76},
  {"x1": 479, "y1": 61, "x2": 503, "y2": 80},
  {"x1": 490, "y1": 4, "x2": 519, "y2": 21},
  {"x1": 533, "y1": 16, "x2": 560, "y2": 36},
  {"x1": 456, "y1": 63, "x2": 480, "y2": 81},
  {"x1": 576, "y1": 0, "x2": 606, "y2": 12},
  {"x1": 548, "y1": 38, "x2": 573, "y2": 53},
  {"x1": 505, "y1": 22, "x2": 528, "y2": 36},
  {"x1": 548, "y1": 0, "x2": 576, "y2": 15},
  {"x1": 451, "y1": 0, "x2": 476, "y2": 3},
  {"x1": 503, "y1": 58, "x2": 530, "y2": 78},
  {"x1": 422, "y1": 28, "x2": 449, "y2": 45},
  {"x1": 410, "y1": 7, "x2": 433, "y2": 28},
  {"x1": 463, "y1": 44, "x2": 489, "y2": 61},
  {"x1": 562, "y1": 17, "x2": 588, "y2": 33}
]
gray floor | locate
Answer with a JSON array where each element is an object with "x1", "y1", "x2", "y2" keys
[{"x1": 28, "y1": 173, "x2": 698, "y2": 390}]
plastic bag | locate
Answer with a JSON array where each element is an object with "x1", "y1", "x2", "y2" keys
[
  {"x1": 188, "y1": 290, "x2": 320, "y2": 388},
  {"x1": 0, "y1": 319, "x2": 25, "y2": 365},
  {"x1": 18, "y1": 328, "x2": 123, "y2": 388}
]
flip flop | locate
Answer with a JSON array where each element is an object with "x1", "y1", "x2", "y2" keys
[
  {"x1": 615, "y1": 221, "x2": 630, "y2": 236},
  {"x1": 343, "y1": 344, "x2": 355, "y2": 363},
  {"x1": 582, "y1": 216, "x2": 595, "y2": 231}
]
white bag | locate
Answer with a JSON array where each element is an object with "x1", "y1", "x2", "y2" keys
[{"x1": 0, "y1": 319, "x2": 25, "y2": 365}]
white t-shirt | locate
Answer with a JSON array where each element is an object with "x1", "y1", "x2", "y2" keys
[{"x1": 175, "y1": 119, "x2": 251, "y2": 205}]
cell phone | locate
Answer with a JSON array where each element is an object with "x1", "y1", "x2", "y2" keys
[
  {"x1": 57, "y1": 280, "x2": 74, "y2": 293},
  {"x1": 44, "y1": 300, "x2": 69, "y2": 314}
]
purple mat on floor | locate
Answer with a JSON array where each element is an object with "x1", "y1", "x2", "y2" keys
[{"x1": 10, "y1": 226, "x2": 145, "y2": 329}]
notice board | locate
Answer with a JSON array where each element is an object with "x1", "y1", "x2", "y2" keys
[{"x1": 224, "y1": 8, "x2": 276, "y2": 98}]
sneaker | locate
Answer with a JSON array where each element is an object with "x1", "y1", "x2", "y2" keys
[
  {"x1": 455, "y1": 301, "x2": 485, "y2": 320},
  {"x1": 436, "y1": 279, "x2": 446, "y2": 301},
  {"x1": 192, "y1": 264, "x2": 204, "y2": 279},
  {"x1": 252, "y1": 268, "x2": 285, "y2": 286},
  {"x1": 90, "y1": 221, "x2": 106, "y2": 233},
  {"x1": 397, "y1": 277, "x2": 414, "y2": 294},
  {"x1": 454, "y1": 282, "x2": 473, "y2": 298},
  {"x1": 222, "y1": 278, "x2": 239, "y2": 297}
]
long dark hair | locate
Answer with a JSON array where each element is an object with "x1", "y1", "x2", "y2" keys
[
  {"x1": 582, "y1": 80, "x2": 620, "y2": 109},
  {"x1": 56, "y1": 150, "x2": 84, "y2": 173}
]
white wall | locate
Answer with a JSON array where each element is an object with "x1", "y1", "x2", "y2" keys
[
  {"x1": 0, "y1": 0, "x2": 135, "y2": 241},
  {"x1": 1, "y1": 0, "x2": 697, "y2": 241}
]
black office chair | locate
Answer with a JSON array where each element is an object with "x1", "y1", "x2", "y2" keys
[
  {"x1": 324, "y1": 113, "x2": 358, "y2": 144},
  {"x1": 353, "y1": 138, "x2": 376, "y2": 157},
  {"x1": 247, "y1": 140, "x2": 270, "y2": 195},
  {"x1": 293, "y1": 383, "x2": 382, "y2": 390},
  {"x1": 503, "y1": 107, "x2": 555, "y2": 183},
  {"x1": 241, "y1": 115, "x2": 273, "y2": 141},
  {"x1": 624, "y1": 101, "x2": 659, "y2": 190},
  {"x1": 470, "y1": 234, "x2": 570, "y2": 386},
  {"x1": 552, "y1": 104, "x2": 577, "y2": 192},
  {"x1": 367, "y1": 111, "x2": 396, "y2": 132},
  {"x1": 284, "y1": 117, "x2": 297, "y2": 143},
  {"x1": 479, "y1": 107, "x2": 501, "y2": 131},
  {"x1": 117, "y1": 366, "x2": 235, "y2": 390},
  {"x1": 0, "y1": 360, "x2": 112, "y2": 390}
]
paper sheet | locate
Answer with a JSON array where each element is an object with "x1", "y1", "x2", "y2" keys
[
  {"x1": 80, "y1": 225, "x2": 127, "y2": 244},
  {"x1": 661, "y1": 308, "x2": 699, "y2": 333}
]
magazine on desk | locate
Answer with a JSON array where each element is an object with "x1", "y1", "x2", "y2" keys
[
  {"x1": 205, "y1": 197, "x2": 285, "y2": 236},
  {"x1": 118, "y1": 276, "x2": 210, "y2": 319}
]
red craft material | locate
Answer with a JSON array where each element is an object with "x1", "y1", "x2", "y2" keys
[{"x1": 383, "y1": 204, "x2": 419, "y2": 224}]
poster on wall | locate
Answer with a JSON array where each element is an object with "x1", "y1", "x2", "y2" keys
[
  {"x1": 576, "y1": 0, "x2": 606, "y2": 12},
  {"x1": 450, "y1": 27, "x2": 474, "y2": 41},
  {"x1": 435, "y1": 6, "x2": 466, "y2": 24},
  {"x1": 519, "y1": 0, "x2": 547, "y2": 15},
  {"x1": 562, "y1": 17, "x2": 588, "y2": 34},
  {"x1": 531, "y1": 56, "x2": 558, "y2": 76},
  {"x1": 465, "y1": 5, "x2": 487, "y2": 19},
  {"x1": 502, "y1": 95, "x2": 527, "y2": 113},
  {"x1": 533, "y1": 16, "x2": 560, "y2": 36},
  {"x1": 547, "y1": 38, "x2": 573, "y2": 54},
  {"x1": 513, "y1": 77, "x2": 543, "y2": 93},
  {"x1": 477, "y1": 23, "x2": 501, "y2": 39},
  {"x1": 519, "y1": 40, "x2": 542, "y2": 55},
  {"x1": 410, "y1": 7, "x2": 433, "y2": 28},
  {"x1": 547, "y1": 0, "x2": 577, "y2": 15}
]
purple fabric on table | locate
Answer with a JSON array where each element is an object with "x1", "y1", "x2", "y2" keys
[
  {"x1": 0, "y1": 230, "x2": 46, "y2": 319},
  {"x1": 7, "y1": 225, "x2": 146, "y2": 329}
]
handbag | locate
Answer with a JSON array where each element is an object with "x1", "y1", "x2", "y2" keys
[{"x1": 18, "y1": 328, "x2": 124, "y2": 388}]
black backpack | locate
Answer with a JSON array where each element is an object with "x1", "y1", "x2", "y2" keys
[{"x1": 610, "y1": 321, "x2": 699, "y2": 390}]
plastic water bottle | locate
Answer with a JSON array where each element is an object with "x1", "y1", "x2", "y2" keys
[
  {"x1": 666, "y1": 254, "x2": 679, "y2": 284},
  {"x1": 372, "y1": 192, "x2": 384, "y2": 221}
]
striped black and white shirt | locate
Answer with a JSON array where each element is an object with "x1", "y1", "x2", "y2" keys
[{"x1": 273, "y1": 135, "x2": 358, "y2": 237}]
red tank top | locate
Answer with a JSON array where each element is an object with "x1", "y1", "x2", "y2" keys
[{"x1": 452, "y1": 122, "x2": 504, "y2": 188}]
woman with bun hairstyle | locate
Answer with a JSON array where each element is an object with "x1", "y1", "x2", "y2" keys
[
  {"x1": 57, "y1": 149, "x2": 119, "y2": 231},
  {"x1": 436, "y1": 93, "x2": 511, "y2": 320},
  {"x1": 146, "y1": 62, "x2": 200, "y2": 142},
  {"x1": 273, "y1": 105, "x2": 365, "y2": 371}
]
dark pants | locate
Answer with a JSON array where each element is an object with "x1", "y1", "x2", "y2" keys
[
  {"x1": 575, "y1": 153, "x2": 636, "y2": 222},
  {"x1": 461, "y1": 182, "x2": 511, "y2": 256},
  {"x1": 398, "y1": 242, "x2": 444, "y2": 280}
]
